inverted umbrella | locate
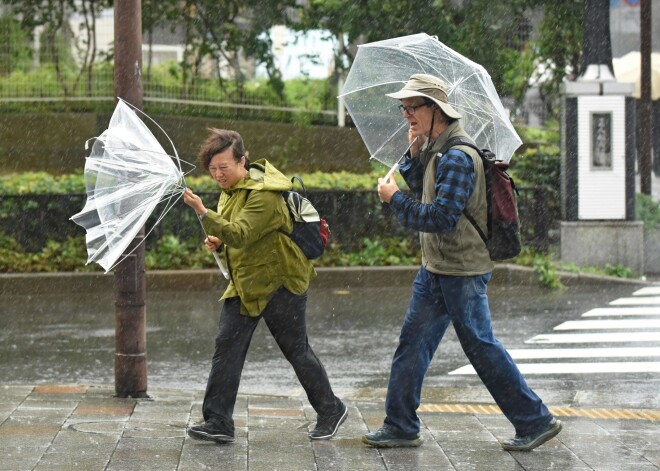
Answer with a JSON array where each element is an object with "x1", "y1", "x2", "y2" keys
[
  {"x1": 70, "y1": 98, "x2": 228, "y2": 277},
  {"x1": 339, "y1": 33, "x2": 522, "y2": 176}
]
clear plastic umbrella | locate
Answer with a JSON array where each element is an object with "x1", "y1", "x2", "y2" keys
[
  {"x1": 339, "y1": 33, "x2": 522, "y2": 175},
  {"x1": 70, "y1": 99, "x2": 228, "y2": 277}
]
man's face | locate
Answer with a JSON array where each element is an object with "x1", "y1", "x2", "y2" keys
[{"x1": 400, "y1": 97, "x2": 434, "y2": 139}]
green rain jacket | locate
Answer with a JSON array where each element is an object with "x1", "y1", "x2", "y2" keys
[{"x1": 201, "y1": 159, "x2": 316, "y2": 316}]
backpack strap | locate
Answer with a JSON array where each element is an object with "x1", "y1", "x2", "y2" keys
[
  {"x1": 437, "y1": 136, "x2": 490, "y2": 244},
  {"x1": 290, "y1": 176, "x2": 307, "y2": 197},
  {"x1": 277, "y1": 176, "x2": 306, "y2": 237}
]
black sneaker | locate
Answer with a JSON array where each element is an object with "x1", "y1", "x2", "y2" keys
[
  {"x1": 501, "y1": 418, "x2": 562, "y2": 451},
  {"x1": 308, "y1": 403, "x2": 348, "y2": 440},
  {"x1": 187, "y1": 422, "x2": 234, "y2": 444},
  {"x1": 361, "y1": 426, "x2": 422, "y2": 448}
]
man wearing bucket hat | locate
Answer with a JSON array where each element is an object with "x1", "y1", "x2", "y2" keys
[{"x1": 362, "y1": 74, "x2": 561, "y2": 451}]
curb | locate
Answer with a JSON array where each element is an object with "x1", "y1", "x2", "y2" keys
[{"x1": 0, "y1": 264, "x2": 652, "y2": 296}]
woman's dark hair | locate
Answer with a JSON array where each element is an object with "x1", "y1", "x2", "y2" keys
[{"x1": 198, "y1": 128, "x2": 250, "y2": 170}]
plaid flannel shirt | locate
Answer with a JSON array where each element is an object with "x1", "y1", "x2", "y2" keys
[{"x1": 389, "y1": 149, "x2": 475, "y2": 233}]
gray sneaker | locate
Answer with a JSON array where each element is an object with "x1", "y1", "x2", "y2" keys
[
  {"x1": 362, "y1": 427, "x2": 422, "y2": 448},
  {"x1": 501, "y1": 418, "x2": 562, "y2": 451}
]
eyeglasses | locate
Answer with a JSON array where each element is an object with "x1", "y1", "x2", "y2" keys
[{"x1": 398, "y1": 103, "x2": 431, "y2": 115}]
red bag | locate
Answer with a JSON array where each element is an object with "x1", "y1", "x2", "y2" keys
[{"x1": 439, "y1": 137, "x2": 521, "y2": 261}]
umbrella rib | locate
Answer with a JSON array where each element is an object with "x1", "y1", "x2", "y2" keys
[
  {"x1": 103, "y1": 189, "x2": 184, "y2": 273},
  {"x1": 338, "y1": 80, "x2": 407, "y2": 97},
  {"x1": 118, "y1": 98, "x2": 189, "y2": 176}
]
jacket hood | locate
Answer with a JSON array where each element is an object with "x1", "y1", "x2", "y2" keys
[{"x1": 225, "y1": 159, "x2": 292, "y2": 193}]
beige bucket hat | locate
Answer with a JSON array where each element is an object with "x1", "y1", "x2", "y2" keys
[{"x1": 386, "y1": 73, "x2": 462, "y2": 119}]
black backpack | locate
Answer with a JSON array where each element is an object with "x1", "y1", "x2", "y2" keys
[
  {"x1": 279, "y1": 176, "x2": 330, "y2": 260},
  {"x1": 438, "y1": 137, "x2": 521, "y2": 261}
]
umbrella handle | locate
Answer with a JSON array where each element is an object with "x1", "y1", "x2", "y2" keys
[
  {"x1": 194, "y1": 211, "x2": 230, "y2": 279},
  {"x1": 382, "y1": 136, "x2": 417, "y2": 182},
  {"x1": 211, "y1": 251, "x2": 230, "y2": 279},
  {"x1": 383, "y1": 162, "x2": 400, "y2": 182}
]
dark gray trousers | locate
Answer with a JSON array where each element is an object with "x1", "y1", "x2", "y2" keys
[{"x1": 202, "y1": 288, "x2": 342, "y2": 433}]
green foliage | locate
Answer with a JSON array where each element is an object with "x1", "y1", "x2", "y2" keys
[
  {"x1": 636, "y1": 193, "x2": 660, "y2": 229},
  {"x1": 145, "y1": 235, "x2": 215, "y2": 270},
  {"x1": 316, "y1": 237, "x2": 420, "y2": 267},
  {"x1": 500, "y1": 46, "x2": 536, "y2": 111},
  {"x1": 0, "y1": 234, "x2": 98, "y2": 273},
  {"x1": 0, "y1": 171, "x2": 86, "y2": 194},
  {"x1": 0, "y1": 170, "x2": 390, "y2": 194},
  {"x1": 532, "y1": 254, "x2": 564, "y2": 290},
  {"x1": 0, "y1": 231, "x2": 420, "y2": 272},
  {"x1": 516, "y1": 247, "x2": 640, "y2": 287},
  {"x1": 603, "y1": 264, "x2": 635, "y2": 279},
  {"x1": 508, "y1": 122, "x2": 560, "y2": 190},
  {"x1": 533, "y1": 0, "x2": 583, "y2": 116},
  {"x1": 515, "y1": 247, "x2": 564, "y2": 289},
  {"x1": 0, "y1": 15, "x2": 32, "y2": 75}
]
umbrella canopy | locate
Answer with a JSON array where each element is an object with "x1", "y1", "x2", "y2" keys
[
  {"x1": 339, "y1": 33, "x2": 522, "y2": 167},
  {"x1": 613, "y1": 51, "x2": 660, "y2": 100},
  {"x1": 70, "y1": 99, "x2": 185, "y2": 272}
]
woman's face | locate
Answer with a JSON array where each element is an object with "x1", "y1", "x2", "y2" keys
[{"x1": 208, "y1": 148, "x2": 246, "y2": 189}]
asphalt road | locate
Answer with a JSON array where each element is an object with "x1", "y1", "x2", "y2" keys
[{"x1": 3, "y1": 277, "x2": 658, "y2": 411}]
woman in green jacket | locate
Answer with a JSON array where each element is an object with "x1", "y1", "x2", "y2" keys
[{"x1": 183, "y1": 128, "x2": 346, "y2": 444}]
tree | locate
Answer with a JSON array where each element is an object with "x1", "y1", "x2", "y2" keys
[
  {"x1": 532, "y1": 0, "x2": 583, "y2": 116},
  {"x1": 7, "y1": 0, "x2": 112, "y2": 96},
  {"x1": 0, "y1": 15, "x2": 32, "y2": 75},
  {"x1": 146, "y1": 0, "x2": 296, "y2": 101}
]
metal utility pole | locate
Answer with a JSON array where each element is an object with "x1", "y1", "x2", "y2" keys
[
  {"x1": 639, "y1": 0, "x2": 652, "y2": 195},
  {"x1": 113, "y1": 0, "x2": 147, "y2": 398}
]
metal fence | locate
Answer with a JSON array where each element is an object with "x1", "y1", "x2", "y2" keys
[{"x1": 0, "y1": 9, "x2": 340, "y2": 125}]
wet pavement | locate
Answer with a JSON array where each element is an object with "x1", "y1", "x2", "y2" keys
[{"x1": 1, "y1": 266, "x2": 660, "y2": 470}]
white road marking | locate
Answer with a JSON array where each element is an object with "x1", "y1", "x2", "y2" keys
[
  {"x1": 506, "y1": 347, "x2": 660, "y2": 359},
  {"x1": 448, "y1": 287, "x2": 660, "y2": 377},
  {"x1": 526, "y1": 332, "x2": 660, "y2": 344},
  {"x1": 610, "y1": 296, "x2": 660, "y2": 306},
  {"x1": 449, "y1": 362, "x2": 660, "y2": 375},
  {"x1": 554, "y1": 319, "x2": 660, "y2": 330},
  {"x1": 633, "y1": 287, "x2": 660, "y2": 296},
  {"x1": 582, "y1": 307, "x2": 660, "y2": 317}
]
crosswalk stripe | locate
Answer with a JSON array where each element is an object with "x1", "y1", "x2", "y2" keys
[
  {"x1": 448, "y1": 287, "x2": 660, "y2": 379},
  {"x1": 610, "y1": 296, "x2": 660, "y2": 306},
  {"x1": 554, "y1": 319, "x2": 660, "y2": 330},
  {"x1": 506, "y1": 347, "x2": 660, "y2": 359},
  {"x1": 582, "y1": 307, "x2": 660, "y2": 317},
  {"x1": 633, "y1": 287, "x2": 660, "y2": 296},
  {"x1": 526, "y1": 332, "x2": 660, "y2": 343},
  {"x1": 448, "y1": 361, "x2": 660, "y2": 375}
]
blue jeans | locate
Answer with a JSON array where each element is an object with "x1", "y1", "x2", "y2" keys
[{"x1": 384, "y1": 267, "x2": 553, "y2": 436}]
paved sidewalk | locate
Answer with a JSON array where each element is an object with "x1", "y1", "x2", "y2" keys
[{"x1": 1, "y1": 384, "x2": 659, "y2": 471}]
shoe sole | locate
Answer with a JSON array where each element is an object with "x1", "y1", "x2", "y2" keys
[
  {"x1": 501, "y1": 420, "x2": 562, "y2": 451},
  {"x1": 309, "y1": 407, "x2": 348, "y2": 440},
  {"x1": 361, "y1": 435, "x2": 422, "y2": 448},
  {"x1": 187, "y1": 428, "x2": 235, "y2": 444}
]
